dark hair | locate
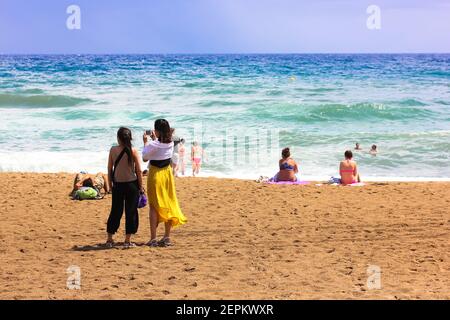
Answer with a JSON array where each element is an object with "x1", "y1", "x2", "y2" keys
[
  {"x1": 117, "y1": 127, "x2": 133, "y2": 166},
  {"x1": 155, "y1": 119, "x2": 172, "y2": 143},
  {"x1": 372, "y1": 145, "x2": 377, "y2": 150},
  {"x1": 180, "y1": 138, "x2": 185, "y2": 144},
  {"x1": 345, "y1": 150, "x2": 353, "y2": 159},
  {"x1": 82, "y1": 178, "x2": 94, "y2": 188},
  {"x1": 282, "y1": 147, "x2": 291, "y2": 159}
]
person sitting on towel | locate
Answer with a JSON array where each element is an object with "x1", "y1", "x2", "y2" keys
[
  {"x1": 339, "y1": 150, "x2": 361, "y2": 185},
  {"x1": 271, "y1": 148, "x2": 299, "y2": 182}
]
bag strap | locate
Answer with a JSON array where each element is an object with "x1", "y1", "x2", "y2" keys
[{"x1": 111, "y1": 148, "x2": 127, "y2": 185}]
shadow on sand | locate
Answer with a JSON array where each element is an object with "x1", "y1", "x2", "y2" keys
[{"x1": 72, "y1": 242, "x2": 147, "y2": 251}]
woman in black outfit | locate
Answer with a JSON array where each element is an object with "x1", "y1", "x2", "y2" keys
[{"x1": 106, "y1": 127, "x2": 144, "y2": 248}]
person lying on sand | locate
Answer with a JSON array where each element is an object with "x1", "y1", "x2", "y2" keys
[
  {"x1": 270, "y1": 147, "x2": 300, "y2": 182},
  {"x1": 71, "y1": 172, "x2": 110, "y2": 198},
  {"x1": 339, "y1": 150, "x2": 361, "y2": 185}
]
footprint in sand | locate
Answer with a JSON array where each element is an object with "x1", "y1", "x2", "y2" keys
[{"x1": 184, "y1": 267, "x2": 196, "y2": 272}]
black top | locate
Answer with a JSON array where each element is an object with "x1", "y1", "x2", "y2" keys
[{"x1": 150, "y1": 159, "x2": 171, "y2": 168}]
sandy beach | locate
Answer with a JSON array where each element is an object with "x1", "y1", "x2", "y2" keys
[{"x1": 0, "y1": 172, "x2": 449, "y2": 300}]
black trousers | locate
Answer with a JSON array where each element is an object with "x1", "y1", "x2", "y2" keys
[{"x1": 107, "y1": 180, "x2": 139, "y2": 235}]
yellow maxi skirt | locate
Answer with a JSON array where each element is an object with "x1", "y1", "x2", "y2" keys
[{"x1": 147, "y1": 165, "x2": 187, "y2": 228}]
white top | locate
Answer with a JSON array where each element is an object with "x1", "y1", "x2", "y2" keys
[{"x1": 142, "y1": 140, "x2": 174, "y2": 162}]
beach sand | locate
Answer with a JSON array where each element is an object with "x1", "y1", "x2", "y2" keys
[{"x1": 0, "y1": 172, "x2": 449, "y2": 300}]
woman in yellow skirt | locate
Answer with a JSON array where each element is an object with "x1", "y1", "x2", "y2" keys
[{"x1": 142, "y1": 119, "x2": 187, "y2": 247}]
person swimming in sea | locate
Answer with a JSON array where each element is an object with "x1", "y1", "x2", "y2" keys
[
  {"x1": 270, "y1": 147, "x2": 300, "y2": 182},
  {"x1": 339, "y1": 150, "x2": 361, "y2": 185},
  {"x1": 355, "y1": 143, "x2": 363, "y2": 151},
  {"x1": 370, "y1": 144, "x2": 378, "y2": 156}
]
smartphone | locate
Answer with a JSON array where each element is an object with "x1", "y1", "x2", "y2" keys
[{"x1": 145, "y1": 130, "x2": 152, "y2": 135}]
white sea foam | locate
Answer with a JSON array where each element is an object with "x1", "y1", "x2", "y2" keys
[
  {"x1": 1, "y1": 151, "x2": 449, "y2": 182},
  {"x1": 1, "y1": 55, "x2": 450, "y2": 181}
]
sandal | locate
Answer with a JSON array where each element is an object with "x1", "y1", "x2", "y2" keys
[
  {"x1": 104, "y1": 241, "x2": 114, "y2": 248},
  {"x1": 158, "y1": 237, "x2": 173, "y2": 247},
  {"x1": 147, "y1": 239, "x2": 159, "y2": 247},
  {"x1": 123, "y1": 242, "x2": 137, "y2": 249}
]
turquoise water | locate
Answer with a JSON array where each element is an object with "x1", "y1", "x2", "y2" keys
[{"x1": 0, "y1": 54, "x2": 449, "y2": 180}]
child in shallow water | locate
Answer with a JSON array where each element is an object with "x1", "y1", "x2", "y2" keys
[{"x1": 191, "y1": 141, "x2": 205, "y2": 177}]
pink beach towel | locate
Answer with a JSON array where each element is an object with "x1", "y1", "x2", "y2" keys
[{"x1": 266, "y1": 180, "x2": 310, "y2": 185}]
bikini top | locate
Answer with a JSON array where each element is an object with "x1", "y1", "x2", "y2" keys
[{"x1": 280, "y1": 161, "x2": 295, "y2": 171}]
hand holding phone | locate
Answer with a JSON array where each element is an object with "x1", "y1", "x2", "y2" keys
[
  {"x1": 143, "y1": 131, "x2": 150, "y2": 144},
  {"x1": 144, "y1": 130, "x2": 156, "y2": 142}
]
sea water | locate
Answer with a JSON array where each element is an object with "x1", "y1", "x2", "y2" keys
[{"x1": 0, "y1": 54, "x2": 449, "y2": 180}]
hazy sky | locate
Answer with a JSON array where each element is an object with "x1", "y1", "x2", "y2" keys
[{"x1": 1, "y1": 0, "x2": 449, "y2": 54}]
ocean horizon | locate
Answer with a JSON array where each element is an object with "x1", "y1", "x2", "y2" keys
[{"x1": 1, "y1": 53, "x2": 449, "y2": 181}]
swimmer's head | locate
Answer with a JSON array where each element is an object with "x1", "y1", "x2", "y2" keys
[{"x1": 371, "y1": 145, "x2": 377, "y2": 151}]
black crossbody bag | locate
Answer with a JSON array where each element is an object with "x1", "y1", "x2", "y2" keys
[{"x1": 111, "y1": 148, "x2": 127, "y2": 187}]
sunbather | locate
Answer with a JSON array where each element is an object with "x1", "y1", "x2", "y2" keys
[
  {"x1": 271, "y1": 148, "x2": 300, "y2": 182},
  {"x1": 71, "y1": 172, "x2": 110, "y2": 198},
  {"x1": 339, "y1": 150, "x2": 361, "y2": 185}
]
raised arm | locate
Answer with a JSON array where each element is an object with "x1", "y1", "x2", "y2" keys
[
  {"x1": 142, "y1": 144, "x2": 157, "y2": 162},
  {"x1": 142, "y1": 132, "x2": 157, "y2": 162}
]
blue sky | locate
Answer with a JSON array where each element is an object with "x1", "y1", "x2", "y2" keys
[{"x1": 1, "y1": 0, "x2": 449, "y2": 53}]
